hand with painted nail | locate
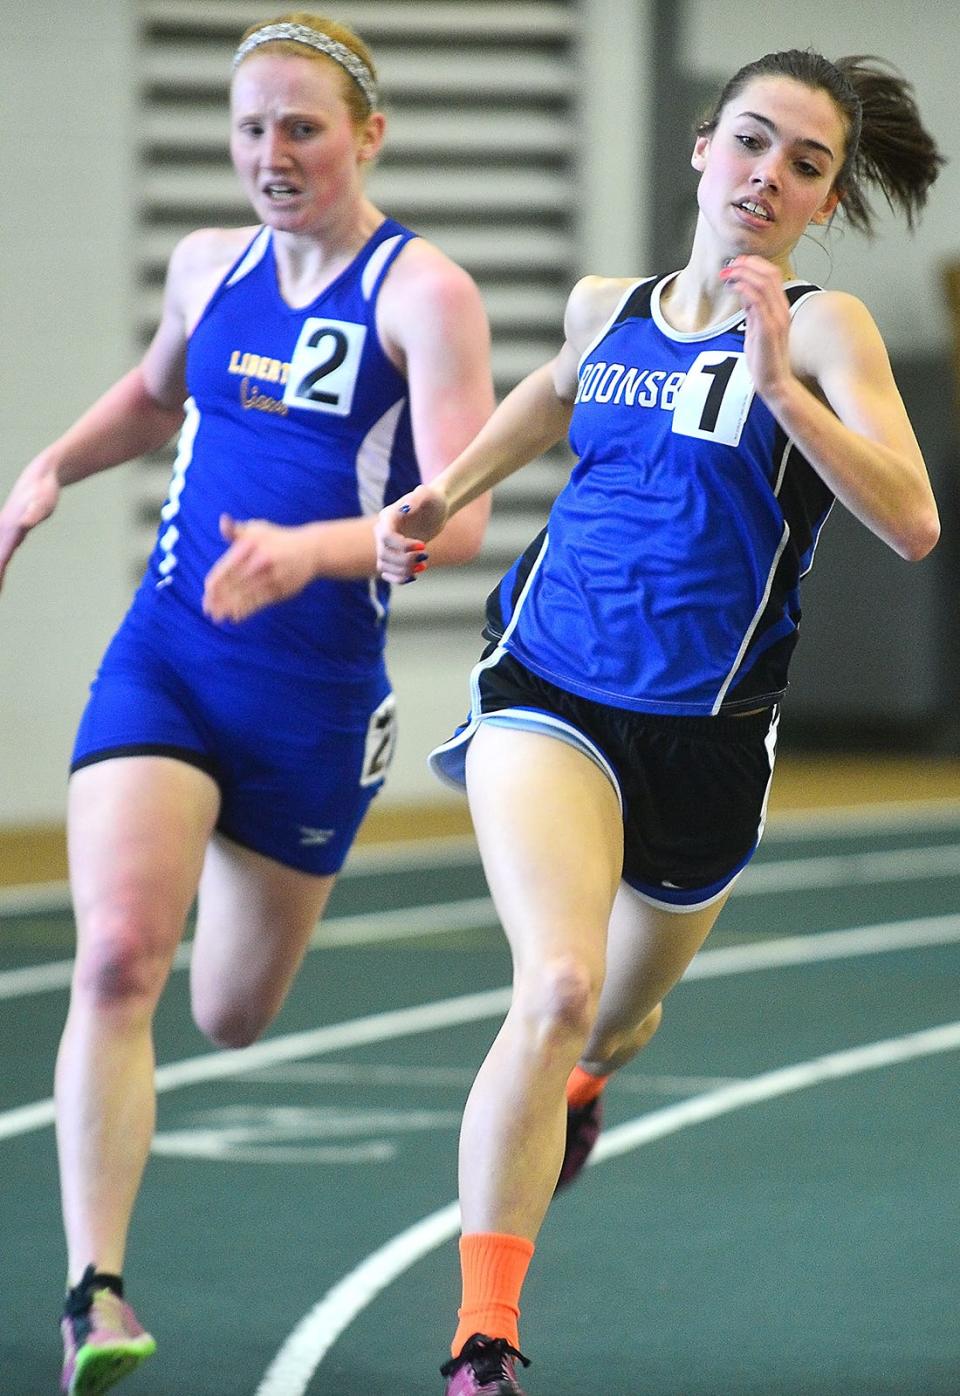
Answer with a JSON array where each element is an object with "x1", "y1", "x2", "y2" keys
[
  {"x1": 375, "y1": 483, "x2": 448, "y2": 584},
  {"x1": 719, "y1": 254, "x2": 793, "y2": 400}
]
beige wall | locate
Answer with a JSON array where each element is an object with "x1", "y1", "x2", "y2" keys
[{"x1": 0, "y1": 0, "x2": 136, "y2": 827}]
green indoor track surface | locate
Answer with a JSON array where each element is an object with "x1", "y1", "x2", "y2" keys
[{"x1": 3, "y1": 807, "x2": 959, "y2": 1395}]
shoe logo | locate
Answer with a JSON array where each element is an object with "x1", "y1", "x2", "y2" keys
[{"x1": 298, "y1": 826, "x2": 335, "y2": 846}]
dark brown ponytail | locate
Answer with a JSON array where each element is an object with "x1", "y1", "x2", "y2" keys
[{"x1": 836, "y1": 55, "x2": 944, "y2": 234}]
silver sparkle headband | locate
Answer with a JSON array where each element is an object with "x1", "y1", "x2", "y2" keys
[{"x1": 232, "y1": 23, "x2": 378, "y2": 111}]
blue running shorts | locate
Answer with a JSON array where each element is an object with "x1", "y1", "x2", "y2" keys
[{"x1": 72, "y1": 609, "x2": 396, "y2": 876}]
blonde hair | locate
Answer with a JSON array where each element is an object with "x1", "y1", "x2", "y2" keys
[{"x1": 234, "y1": 13, "x2": 378, "y2": 124}]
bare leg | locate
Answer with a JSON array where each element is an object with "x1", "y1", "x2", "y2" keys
[
  {"x1": 459, "y1": 724, "x2": 736, "y2": 1242},
  {"x1": 459, "y1": 725, "x2": 624, "y2": 1240},
  {"x1": 579, "y1": 881, "x2": 731, "y2": 1075},
  {"x1": 57, "y1": 757, "x2": 219, "y2": 1282},
  {"x1": 190, "y1": 833, "x2": 335, "y2": 1048}
]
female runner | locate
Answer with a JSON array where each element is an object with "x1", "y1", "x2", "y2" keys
[
  {"x1": 0, "y1": 12, "x2": 493, "y2": 1394},
  {"x1": 376, "y1": 48, "x2": 942, "y2": 1396}
]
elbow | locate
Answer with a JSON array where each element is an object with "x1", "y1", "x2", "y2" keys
[
  {"x1": 895, "y1": 508, "x2": 940, "y2": 562},
  {"x1": 433, "y1": 494, "x2": 490, "y2": 565},
  {"x1": 441, "y1": 518, "x2": 486, "y2": 565}
]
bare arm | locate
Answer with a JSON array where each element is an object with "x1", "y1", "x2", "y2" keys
[
  {"x1": 721, "y1": 257, "x2": 940, "y2": 561},
  {"x1": 374, "y1": 361, "x2": 575, "y2": 585},
  {"x1": 420, "y1": 274, "x2": 629, "y2": 515},
  {"x1": 385, "y1": 239, "x2": 495, "y2": 566},
  {"x1": 203, "y1": 237, "x2": 498, "y2": 620},
  {"x1": 0, "y1": 229, "x2": 228, "y2": 589},
  {"x1": 375, "y1": 274, "x2": 628, "y2": 583},
  {"x1": 30, "y1": 368, "x2": 185, "y2": 488}
]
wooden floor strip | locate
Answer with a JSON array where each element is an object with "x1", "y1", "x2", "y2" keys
[{"x1": 3, "y1": 754, "x2": 960, "y2": 888}]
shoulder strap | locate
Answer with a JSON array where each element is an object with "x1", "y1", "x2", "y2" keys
[
  {"x1": 224, "y1": 226, "x2": 271, "y2": 288},
  {"x1": 359, "y1": 219, "x2": 417, "y2": 303},
  {"x1": 613, "y1": 275, "x2": 661, "y2": 325},
  {"x1": 785, "y1": 281, "x2": 824, "y2": 318}
]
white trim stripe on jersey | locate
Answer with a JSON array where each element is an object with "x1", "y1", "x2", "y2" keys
[
  {"x1": 225, "y1": 227, "x2": 271, "y2": 287},
  {"x1": 356, "y1": 399, "x2": 406, "y2": 624},
  {"x1": 496, "y1": 532, "x2": 551, "y2": 649},
  {"x1": 356, "y1": 401, "x2": 405, "y2": 519},
  {"x1": 361, "y1": 235, "x2": 404, "y2": 302},
  {"x1": 771, "y1": 436, "x2": 793, "y2": 497},
  {"x1": 711, "y1": 523, "x2": 791, "y2": 714}
]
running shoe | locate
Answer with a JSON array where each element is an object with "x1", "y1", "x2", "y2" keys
[
  {"x1": 440, "y1": 1333, "x2": 530, "y2": 1395},
  {"x1": 61, "y1": 1266, "x2": 156, "y2": 1396},
  {"x1": 555, "y1": 1093, "x2": 603, "y2": 1191}
]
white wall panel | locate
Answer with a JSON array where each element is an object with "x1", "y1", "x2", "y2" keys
[{"x1": 679, "y1": 0, "x2": 959, "y2": 354}]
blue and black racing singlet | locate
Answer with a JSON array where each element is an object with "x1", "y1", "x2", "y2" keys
[
  {"x1": 485, "y1": 272, "x2": 835, "y2": 716},
  {"x1": 131, "y1": 218, "x2": 420, "y2": 682}
]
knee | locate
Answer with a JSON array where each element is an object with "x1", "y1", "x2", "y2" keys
[
  {"x1": 518, "y1": 954, "x2": 600, "y2": 1046},
  {"x1": 72, "y1": 912, "x2": 172, "y2": 1013},
  {"x1": 192, "y1": 997, "x2": 273, "y2": 1050}
]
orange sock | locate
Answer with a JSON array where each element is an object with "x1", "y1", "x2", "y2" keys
[
  {"x1": 451, "y1": 1232, "x2": 535, "y2": 1356},
  {"x1": 566, "y1": 1063, "x2": 609, "y2": 1110}
]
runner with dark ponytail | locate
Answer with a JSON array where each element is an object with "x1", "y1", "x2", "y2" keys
[{"x1": 376, "y1": 45, "x2": 943, "y2": 1396}]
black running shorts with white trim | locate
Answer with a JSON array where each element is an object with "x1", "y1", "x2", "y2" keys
[{"x1": 430, "y1": 646, "x2": 779, "y2": 912}]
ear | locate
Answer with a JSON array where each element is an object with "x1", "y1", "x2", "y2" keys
[
  {"x1": 810, "y1": 186, "x2": 841, "y2": 226},
  {"x1": 691, "y1": 134, "x2": 710, "y2": 173},
  {"x1": 358, "y1": 111, "x2": 386, "y2": 163}
]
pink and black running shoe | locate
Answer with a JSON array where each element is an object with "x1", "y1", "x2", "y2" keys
[
  {"x1": 440, "y1": 1333, "x2": 530, "y2": 1395},
  {"x1": 555, "y1": 1093, "x2": 604, "y2": 1191}
]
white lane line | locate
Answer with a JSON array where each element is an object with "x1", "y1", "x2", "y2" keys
[
  {"x1": 152, "y1": 990, "x2": 512, "y2": 1093},
  {"x1": 0, "y1": 836, "x2": 483, "y2": 918},
  {"x1": 242, "y1": 1063, "x2": 744, "y2": 1095},
  {"x1": 313, "y1": 897, "x2": 494, "y2": 947},
  {"x1": 4, "y1": 799, "x2": 960, "y2": 917},
  {"x1": 254, "y1": 1020, "x2": 960, "y2": 1396},
  {"x1": 0, "y1": 896, "x2": 498, "y2": 1001},
  {"x1": 0, "y1": 989, "x2": 511, "y2": 1143},
  {"x1": 254, "y1": 1202, "x2": 462, "y2": 1396},
  {"x1": 5, "y1": 835, "x2": 960, "y2": 1005},
  {"x1": 683, "y1": 912, "x2": 960, "y2": 979},
  {"x1": 245, "y1": 1063, "x2": 480, "y2": 1088},
  {"x1": 0, "y1": 960, "x2": 78, "y2": 998},
  {"x1": 4, "y1": 913, "x2": 960, "y2": 1145},
  {"x1": 13, "y1": 905, "x2": 953, "y2": 1007},
  {"x1": 590, "y1": 1021, "x2": 960, "y2": 1161},
  {"x1": 737, "y1": 842, "x2": 960, "y2": 894}
]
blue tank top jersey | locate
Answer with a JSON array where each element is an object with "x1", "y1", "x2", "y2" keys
[
  {"x1": 132, "y1": 218, "x2": 420, "y2": 685},
  {"x1": 485, "y1": 273, "x2": 835, "y2": 717}
]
